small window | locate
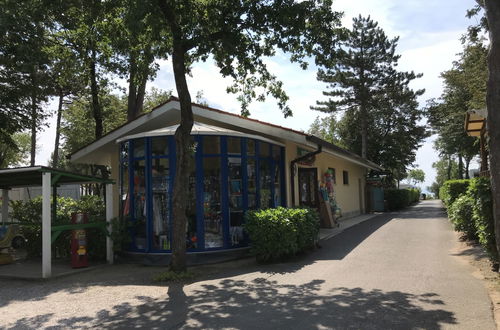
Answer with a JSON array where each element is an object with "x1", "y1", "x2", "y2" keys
[{"x1": 343, "y1": 170, "x2": 349, "y2": 185}]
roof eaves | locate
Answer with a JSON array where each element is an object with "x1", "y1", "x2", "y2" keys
[{"x1": 306, "y1": 135, "x2": 384, "y2": 171}]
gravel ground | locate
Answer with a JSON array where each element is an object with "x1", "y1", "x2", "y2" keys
[{"x1": 0, "y1": 200, "x2": 496, "y2": 329}]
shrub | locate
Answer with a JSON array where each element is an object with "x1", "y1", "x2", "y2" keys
[
  {"x1": 468, "y1": 177, "x2": 497, "y2": 263},
  {"x1": 245, "y1": 207, "x2": 319, "y2": 262},
  {"x1": 408, "y1": 188, "x2": 421, "y2": 204},
  {"x1": 439, "y1": 180, "x2": 470, "y2": 207},
  {"x1": 385, "y1": 189, "x2": 410, "y2": 210},
  {"x1": 10, "y1": 195, "x2": 107, "y2": 260},
  {"x1": 448, "y1": 194, "x2": 477, "y2": 240}
]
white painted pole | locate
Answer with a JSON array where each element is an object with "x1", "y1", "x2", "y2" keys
[
  {"x1": 105, "y1": 183, "x2": 114, "y2": 264},
  {"x1": 2, "y1": 189, "x2": 9, "y2": 225},
  {"x1": 42, "y1": 172, "x2": 51, "y2": 278}
]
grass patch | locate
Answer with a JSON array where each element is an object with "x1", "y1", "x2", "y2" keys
[{"x1": 152, "y1": 270, "x2": 196, "y2": 283}]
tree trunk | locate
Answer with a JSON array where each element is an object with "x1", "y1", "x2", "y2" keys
[
  {"x1": 484, "y1": 0, "x2": 500, "y2": 268},
  {"x1": 127, "y1": 51, "x2": 149, "y2": 122},
  {"x1": 458, "y1": 154, "x2": 464, "y2": 179},
  {"x1": 447, "y1": 156, "x2": 452, "y2": 180},
  {"x1": 90, "y1": 48, "x2": 103, "y2": 139},
  {"x1": 465, "y1": 157, "x2": 471, "y2": 179},
  {"x1": 30, "y1": 95, "x2": 37, "y2": 167},
  {"x1": 127, "y1": 53, "x2": 138, "y2": 122},
  {"x1": 360, "y1": 105, "x2": 368, "y2": 159},
  {"x1": 158, "y1": 1, "x2": 194, "y2": 272},
  {"x1": 53, "y1": 90, "x2": 64, "y2": 168},
  {"x1": 480, "y1": 130, "x2": 489, "y2": 173}
]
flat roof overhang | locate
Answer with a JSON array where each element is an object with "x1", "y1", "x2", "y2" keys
[{"x1": 0, "y1": 166, "x2": 114, "y2": 189}]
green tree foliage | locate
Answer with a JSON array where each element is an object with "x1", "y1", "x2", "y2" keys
[
  {"x1": 61, "y1": 91, "x2": 128, "y2": 155},
  {"x1": 407, "y1": 168, "x2": 425, "y2": 186},
  {"x1": 428, "y1": 157, "x2": 460, "y2": 196},
  {"x1": 151, "y1": 0, "x2": 343, "y2": 271},
  {"x1": 61, "y1": 88, "x2": 172, "y2": 155},
  {"x1": 0, "y1": 0, "x2": 54, "y2": 166},
  {"x1": 311, "y1": 15, "x2": 426, "y2": 179},
  {"x1": 143, "y1": 87, "x2": 172, "y2": 112},
  {"x1": 307, "y1": 115, "x2": 344, "y2": 147},
  {"x1": 0, "y1": 133, "x2": 31, "y2": 168},
  {"x1": 427, "y1": 42, "x2": 486, "y2": 179}
]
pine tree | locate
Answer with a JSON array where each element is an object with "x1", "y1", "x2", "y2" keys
[{"x1": 312, "y1": 15, "x2": 426, "y2": 178}]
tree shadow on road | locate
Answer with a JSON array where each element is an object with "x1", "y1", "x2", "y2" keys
[{"x1": 10, "y1": 278, "x2": 456, "y2": 329}]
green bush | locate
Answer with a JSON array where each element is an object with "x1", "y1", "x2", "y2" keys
[
  {"x1": 448, "y1": 194, "x2": 477, "y2": 240},
  {"x1": 468, "y1": 177, "x2": 497, "y2": 263},
  {"x1": 245, "y1": 207, "x2": 319, "y2": 262},
  {"x1": 10, "y1": 195, "x2": 107, "y2": 260},
  {"x1": 385, "y1": 189, "x2": 410, "y2": 210},
  {"x1": 408, "y1": 188, "x2": 421, "y2": 204},
  {"x1": 439, "y1": 179, "x2": 471, "y2": 207}
]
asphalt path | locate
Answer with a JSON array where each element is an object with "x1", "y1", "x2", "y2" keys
[{"x1": 0, "y1": 200, "x2": 495, "y2": 329}]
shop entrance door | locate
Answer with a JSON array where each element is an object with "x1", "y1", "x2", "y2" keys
[{"x1": 298, "y1": 167, "x2": 318, "y2": 208}]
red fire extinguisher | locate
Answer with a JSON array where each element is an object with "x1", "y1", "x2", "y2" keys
[{"x1": 71, "y1": 213, "x2": 88, "y2": 268}]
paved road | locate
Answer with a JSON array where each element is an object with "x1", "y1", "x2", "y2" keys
[{"x1": 0, "y1": 200, "x2": 495, "y2": 329}]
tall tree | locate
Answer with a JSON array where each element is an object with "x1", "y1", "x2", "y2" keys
[
  {"x1": 427, "y1": 42, "x2": 486, "y2": 179},
  {"x1": 152, "y1": 0, "x2": 342, "y2": 271},
  {"x1": 0, "y1": 0, "x2": 53, "y2": 166},
  {"x1": 407, "y1": 168, "x2": 425, "y2": 186},
  {"x1": 108, "y1": 0, "x2": 168, "y2": 121},
  {"x1": 483, "y1": 0, "x2": 500, "y2": 267},
  {"x1": 312, "y1": 15, "x2": 424, "y2": 161},
  {"x1": 46, "y1": 27, "x2": 87, "y2": 168},
  {"x1": 308, "y1": 115, "x2": 344, "y2": 147},
  {"x1": 0, "y1": 133, "x2": 31, "y2": 168},
  {"x1": 428, "y1": 157, "x2": 460, "y2": 197}
]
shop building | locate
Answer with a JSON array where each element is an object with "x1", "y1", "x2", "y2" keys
[{"x1": 70, "y1": 97, "x2": 383, "y2": 255}]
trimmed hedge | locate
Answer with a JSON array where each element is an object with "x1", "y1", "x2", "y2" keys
[
  {"x1": 244, "y1": 207, "x2": 320, "y2": 262},
  {"x1": 408, "y1": 188, "x2": 421, "y2": 204},
  {"x1": 468, "y1": 177, "x2": 497, "y2": 262},
  {"x1": 439, "y1": 179, "x2": 470, "y2": 207},
  {"x1": 385, "y1": 188, "x2": 420, "y2": 211},
  {"x1": 442, "y1": 177, "x2": 497, "y2": 264},
  {"x1": 448, "y1": 194, "x2": 476, "y2": 240}
]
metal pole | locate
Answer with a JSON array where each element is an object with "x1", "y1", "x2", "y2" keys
[
  {"x1": 42, "y1": 172, "x2": 51, "y2": 278},
  {"x1": 1, "y1": 189, "x2": 8, "y2": 225}
]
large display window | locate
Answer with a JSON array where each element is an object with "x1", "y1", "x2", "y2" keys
[{"x1": 119, "y1": 134, "x2": 285, "y2": 253}]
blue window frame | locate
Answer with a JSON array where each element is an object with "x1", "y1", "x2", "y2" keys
[{"x1": 120, "y1": 134, "x2": 286, "y2": 253}]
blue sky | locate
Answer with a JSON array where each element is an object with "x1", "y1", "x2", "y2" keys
[{"x1": 38, "y1": 0, "x2": 478, "y2": 192}]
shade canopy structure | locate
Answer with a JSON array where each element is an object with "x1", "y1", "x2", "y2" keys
[
  {"x1": 0, "y1": 166, "x2": 113, "y2": 189},
  {"x1": 0, "y1": 166, "x2": 115, "y2": 278}
]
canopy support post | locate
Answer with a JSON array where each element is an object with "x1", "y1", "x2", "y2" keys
[
  {"x1": 42, "y1": 172, "x2": 52, "y2": 278},
  {"x1": 1, "y1": 189, "x2": 8, "y2": 225}
]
